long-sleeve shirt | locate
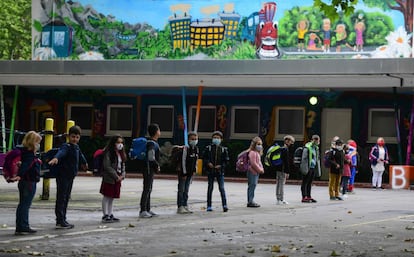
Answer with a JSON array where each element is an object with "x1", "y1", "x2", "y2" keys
[{"x1": 248, "y1": 150, "x2": 264, "y2": 175}]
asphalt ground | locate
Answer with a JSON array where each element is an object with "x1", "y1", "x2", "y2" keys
[{"x1": 0, "y1": 175, "x2": 413, "y2": 257}]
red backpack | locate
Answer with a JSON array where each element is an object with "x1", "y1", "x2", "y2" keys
[
  {"x1": 2, "y1": 149, "x2": 22, "y2": 183},
  {"x1": 92, "y1": 149, "x2": 105, "y2": 176}
]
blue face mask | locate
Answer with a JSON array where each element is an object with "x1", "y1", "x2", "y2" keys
[
  {"x1": 256, "y1": 145, "x2": 263, "y2": 152},
  {"x1": 189, "y1": 140, "x2": 198, "y2": 147},
  {"x1": 212, "y1": 138, "x2": 221, "y2": 146}
]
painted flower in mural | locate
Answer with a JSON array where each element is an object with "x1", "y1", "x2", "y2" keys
[
  {"x1": 371, "y1": 27, "x2": 412, "y2": 58},
  {"x1": 78, "y1": 51, "x2": 105, "y2": 60},
  {"x1": 33, "y1": 47, "x2": 57, "y2": 60}
]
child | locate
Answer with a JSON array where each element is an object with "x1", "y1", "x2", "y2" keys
[
  {"x1": 327, "y1": 138, "x2": 344, "y2": 201},
  {"x1": 341, "y1": 144, "x2": 351, "y2": 199},
  {"x1": 246, "y1": 136, "x2": 264, "y2": 208},
  {"x1": 48, "y1": 125, "x2": 88, "y2": 229},
  {"x1": 354, "y1": 20, "x2": 365, "y2": 52},
  {"x1": 203, "y1": 131, "x2": 229, "y2": 212},
  {"x1": 321, "y1": 18, "x2": 332, "y2": 52},
  {"x1": 176, "y1": 132, "x2": 199, "y2": 214},
  {"x1": 139, "y1": 123, "x2": 161, "y2": 218},
  {"x1": 335, "y1": 24, "x2": 353, "y2": 52},
  {"x1": 307, "y1": 33, "x2": 322, "y2": 51},
  {"x1": 297, "y1": 19, "x2": 309, "y2": 52},
  {"x1": 100, "y1": 135, "x2": 126, "y2": 223},
  {"x1": 13, "y1": 131, "x2": 42, "y2": 235},
  {"x1": 369, "y1": 137, "x2": 389, "y2": 190}
]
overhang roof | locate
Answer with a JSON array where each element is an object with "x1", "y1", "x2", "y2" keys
[{"x1": 0, "y1": 59, "x2": 413, "y2": 91}]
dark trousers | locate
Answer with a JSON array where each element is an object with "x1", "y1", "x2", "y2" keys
[
  {"x1": 16, "y1": 180, "x2": 36, "y2": 231},
  {"x1": 140, "y1": 170, "x2": 154, "y2": 212},
  {"x1": 207, "y1": 172, "x2": 227, "y2": 207},
  {"x1": 177, "y1": 175, "x2": 192, "y2": 207},
  {"x1": 341, "y1": 176, "x2": 350, "y2": 195},
  {"x1": 301, "y1": 168, "x2": 315, "y2": 198},
  {"x1": 55, "y1": 176, "x2": 74, "y2": 224}
]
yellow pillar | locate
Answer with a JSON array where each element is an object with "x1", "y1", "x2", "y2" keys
[
  {"x1": 41, "y1": 118, "x2": 54, "y2": 200},
  {"x1": 66, "y1": 120, "x2": 75, "y2": 142}
]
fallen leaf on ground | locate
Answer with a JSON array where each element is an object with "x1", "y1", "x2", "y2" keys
[
  {"x1": 271, "y1": 245, "x2": 281, "y2": 252},
  {"x1": 330, "y1": 250, "x2": 340, "y2": 256}
]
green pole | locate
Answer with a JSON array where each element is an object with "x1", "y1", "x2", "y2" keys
[{"x1": 7, "y1": 86, "x2": 18, "y2": 151}]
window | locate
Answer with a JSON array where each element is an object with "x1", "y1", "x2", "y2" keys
[
  {"x1": 106, "y1": 104, "x2": 133, "y2": 136},
  {"x1": 67, "y1": 103, "x2": 93, "y2": 136},
  {"x1": 148, "y1": 105, "x2": 174, "y2": 138},
  {"x1": 368, "y1": 108, "x2": 397, "y2": 143},
  {"x1": 275, "y1": 107, "x2": 305, "y2": 141},
  {"x1": 188, "y1": 106, "x2": 216, "y2": 138},
  {"x1": 231, "y1": 106, "x2": 260, "y2": 139}
]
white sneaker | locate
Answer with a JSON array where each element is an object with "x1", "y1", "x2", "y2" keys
[
  {"x1": 276, "y1": 200, "x2": 281, "y2": 205},
  {"x1": 139, "y1": 211, "x2": 152, "y2": 218},
  {"x1": 342, "y1": 194, "x2": 348, "y2": 199},
  {"x1": 184, "y1": 206, "x2": 193, "y2": 214},
  {"x1": 177, "y1": 206, "x2": 187, "y2": 214},
  {"x1": 281, "y1": 200, "x2": 289, "y2": 205}
]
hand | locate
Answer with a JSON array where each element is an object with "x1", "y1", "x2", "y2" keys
[
  {"x1": 208, "y1": 163, "x2": 214, "y2": 169},
  {"x1": 80, "y1": 164, "x2": 88, "y2": 171},
  {"x1": 214, "y1": 165, "x2": 221, "y2": 170},
  {"x1": 16, "y1": 161, "x2": 22, "y2": 167},
  {"x1": 155, "y1": 166, "x2": 161, "y2": 174},
  {"x1": 336, "y1": 164, "x2": 340, "y2": 169},
  {"x1": 9, "y1": 176, "x2": 21, "y2": 182},
  {"x1": 48, "y1": 158, "x2": 58, "y2": 166}
]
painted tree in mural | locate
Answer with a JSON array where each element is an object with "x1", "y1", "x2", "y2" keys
[
  {"x1": 315, "y1": 0, "x2": 413, "y2": 33},
  {"x1": 0, "y1": 0, "x2": 31, "y2": 59}
]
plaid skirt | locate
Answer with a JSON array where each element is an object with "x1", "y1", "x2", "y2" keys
[{"x1": 100, "y1": 180, "x2": 121, "y2": 198}]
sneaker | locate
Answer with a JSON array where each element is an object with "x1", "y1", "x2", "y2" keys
[
  {"x1": 177, "y1": 206, "x2": 187, "y2": 214},
  {"x1": 276, "y1": 200, "x2": 281, "y2": 205},
  {"x1": 379, "y1": 186, "x2": 385, "y2": 190},
  {"x1": 335, "y1": 196, "x2": 343, "y2": 201},
  {"x1": 281, "y1": 200, "x2": 289, "y2": 205},
  {"x1": 148, "y1": 211, "x2": 158, "y2": 217},
  {"x1": 139, "y1": 211, "x2": 152, "y2": 218},
  {"x1": 247, "y1": 202, "x2": 260, "y2": 208},
  {"x1": 15, "y1": 228, "x2": 37, "y2": 235},
  {"x1": 184, "y1": 206, "x2": 193, "y2": 214},
  {"x1": 102, "y1": 215, "x2": 113, "y2": 223},
  {"x1": 56, "y1": 222, "x2": 74, "y2": 229},
  {"x1": 206, "y1": 206, "x2": 213, "y2": 212},
  {"x1": 330, "y1": 197, "x2": 336, "y2": 200},
  {"x1": 302, "y1": 197, "x2": 311, "y2": 203},
  {"x1": 372, "y1": 186, "x2": 377, "y2": 190},
  {"x1": 109, "y1": 214, "x2": 120, "y2": 222},
  {"x1": 309, "y1": 198, "x2": 317, "y2": 203},
  {"x1": 223, "y1": 205, "x2": 228, "y2": 212},
  {"x1": 342, "y1": 194, "x2": 348, "y2": 199}
]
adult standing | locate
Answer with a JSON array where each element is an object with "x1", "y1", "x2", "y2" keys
[
  {"x1": 100, "y1": 135, "x2": 126, "y2": 223},
  {"x1": 13, "y1": 131, "x2": 42, "y2": 235},
  {"x1": 300, "y1": 135, "x2": 321, "y2": 203},
  {"x1": 246, "y1": 136, "x2": 264, "y2": 208},
  {"x1": 369, "y1": 137, "x2": 389, "y2": 189}
]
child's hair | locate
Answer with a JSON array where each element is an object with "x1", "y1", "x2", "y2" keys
[
  {"x1": 106, "y1": 134, "x2": 127, "y2": 162},
  {"x1": 188, "y1": 131, "x2": 198, "y2": 138},
  {"x1": 212, "y1": 131, "x2": 223, "y2": 139},
  {"x1": 69, "y1": 125, "x2": 81, "y2": 135},
  {"x1": 249, "y1": 136, "x2": 263, "y2": 153},
  {"x1": 148, "y1": 123, "x2": 160, "y2": 137},
  {"x1": 22, "y1": 131, "x2": 42, "y2": 151}
]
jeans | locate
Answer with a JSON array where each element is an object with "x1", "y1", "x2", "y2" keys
[
  {"x1": 301, "y1": 168, "x2": 315, "y2": 198},
  {"x1": 276, "y1": 171, "x2": 285, "y2": 201},
  {"x1": 247, "y1": 171, "x2": 259, "y2": 204},
  {"x1": 55, "y1": 176, "x2": 74, "y2": 224},
  {"x1": 177, "y1": 175, "x2": 192, "y2": 207},
  {"x1": 16, "y1": 180, "x2": 36, "y2": 231},
  {"x1": 140, "y1": 170, "x2": 154, "y2": 212},
  {"x1": 207, "y1": 172, "x2": 227, "y2": 207}
]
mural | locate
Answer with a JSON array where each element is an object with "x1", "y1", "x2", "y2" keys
[{"x1": 32, "y1": 0, "x2": 413, "y2": 60}]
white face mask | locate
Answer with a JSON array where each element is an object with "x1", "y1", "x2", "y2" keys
[
  {"x1": 35, "y1": 143, "x2": 40, "y2": 151},
  {"x1": 116, "y1": 143, "x2": 124, "y2": 151},
  {"x1": 256, "y1": 145, "x2": 263, "y2": 152},
  {"x1": 189, "y1": 140, "x2": 198, "y2": 147}
]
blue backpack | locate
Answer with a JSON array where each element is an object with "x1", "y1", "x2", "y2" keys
[{"x1": 129, "y1": 137, "x2": 148, "y2": 160}]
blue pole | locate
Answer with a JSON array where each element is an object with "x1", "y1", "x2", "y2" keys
[{"x1": 181, "y1": 87, "x2": 188, "y2": 146}]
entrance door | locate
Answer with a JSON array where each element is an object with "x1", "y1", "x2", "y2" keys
[{"x1": 321, "y1": 108, "x2": 352, "y2": 179}]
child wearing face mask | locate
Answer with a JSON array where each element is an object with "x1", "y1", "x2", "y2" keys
[
  {"x1": 246, "y1": 136, "x2": 265, "y2": 208},
  {"x1": 327, "y1": 138, "x2": 345, "y2": 201},
  {"x1": 369, "y1": 137, "x2": 389, "y2": 190},
  {"x1": 203, "y1": 131, "x2": 229, "y2": 212},
  {"x1": 176, "y1": 132, "x2": 199, "y2": 214},
  {"x1": 100, "y1": 135, "x2": 126, "y2": 223}
]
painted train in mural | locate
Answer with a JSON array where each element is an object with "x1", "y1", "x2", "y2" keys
[{"x1": 32, "y1": 0, "x2": 413, "y2": 60}]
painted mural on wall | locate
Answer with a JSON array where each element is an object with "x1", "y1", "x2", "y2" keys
[{"x1": 32, "y1": 0, "x2": 413, "y2": 60}]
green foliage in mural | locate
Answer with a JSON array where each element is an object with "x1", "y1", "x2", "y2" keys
[
  {"x1": 0, "y1": 0, "x2": 31, "y2": 60},
  {"x1": 278, "y1": 6, "x2": 394, "y2": 47}
]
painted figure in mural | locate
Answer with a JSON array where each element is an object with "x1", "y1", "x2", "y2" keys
[
  {"x1": 321, "y1": 18, "x2": 332, "y2": 53},
  {"x1": 307, "y1": 33, "x2": 322, "y2": 51},
  {"x1": 297, "y1": 19, "x2": 309, "y2": 52},
  {"x1": 354, "y1": 19, "x2": 366, "y2": 52},
  {"x1": 335, "y1": 23, "x2": 353, "y2": 52},
  {"x1": 369, "y1": 137, "x2": 389, "y2": 190},
  {"x1": 255, "y1": 2, "x2": 280, "y2": 59}
]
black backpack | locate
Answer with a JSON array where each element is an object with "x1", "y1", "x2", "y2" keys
[{"x1": 293, "y1": 147, "x2": 303, "y2": 168}]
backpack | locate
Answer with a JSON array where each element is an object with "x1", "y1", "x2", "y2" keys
[
  {"x1": 293, "y1": 147, "x2": 303, "y2": 168},
  {"x1": 170, "y1": 145, "x2": 184, "y2": 170},
  {"x1": 235, "y1": 151, "x2": 250, "y2": 172},
  {"x1": 264, "y1": 144, "x2": 282, "y2": 167},
  {"x1": 40, "y1": 148, "x2": 60, "y2": 178},
  {"x1": 129, "y1": 137, "x2": 147, "y2": 160},
  {"x1": 92, "y1": 149, "x2": 105, "y2": 176},
  {"x1": 2, "y1": 148, "x2": 22, "y2": 183},
  {"x1": 323, "y1": 149, "x2": 333, "y2": 168}
]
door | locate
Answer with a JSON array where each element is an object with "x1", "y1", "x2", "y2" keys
[{"x1": 321, "y1": 108, "x2": 352, "y2": 179}]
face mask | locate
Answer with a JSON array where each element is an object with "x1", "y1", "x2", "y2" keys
[
  {"x1": 212, "y1": 138, "x2": 221, "y2": 146},
  {"x1": 35, "y1": 143, "x2": 40, "y2": 151},
  {"x1": 189, "y1": 140, "x2": 198, "y2": 147},
  {"x1": 336, "y1": 145, "x2": 343, "y2": 151},
  {"x1": 255, "y1": 145, "x2": 263, "y2": 152},
  {"x1": 116, "y1": 143, "x2": 124, "y2": 151}
]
